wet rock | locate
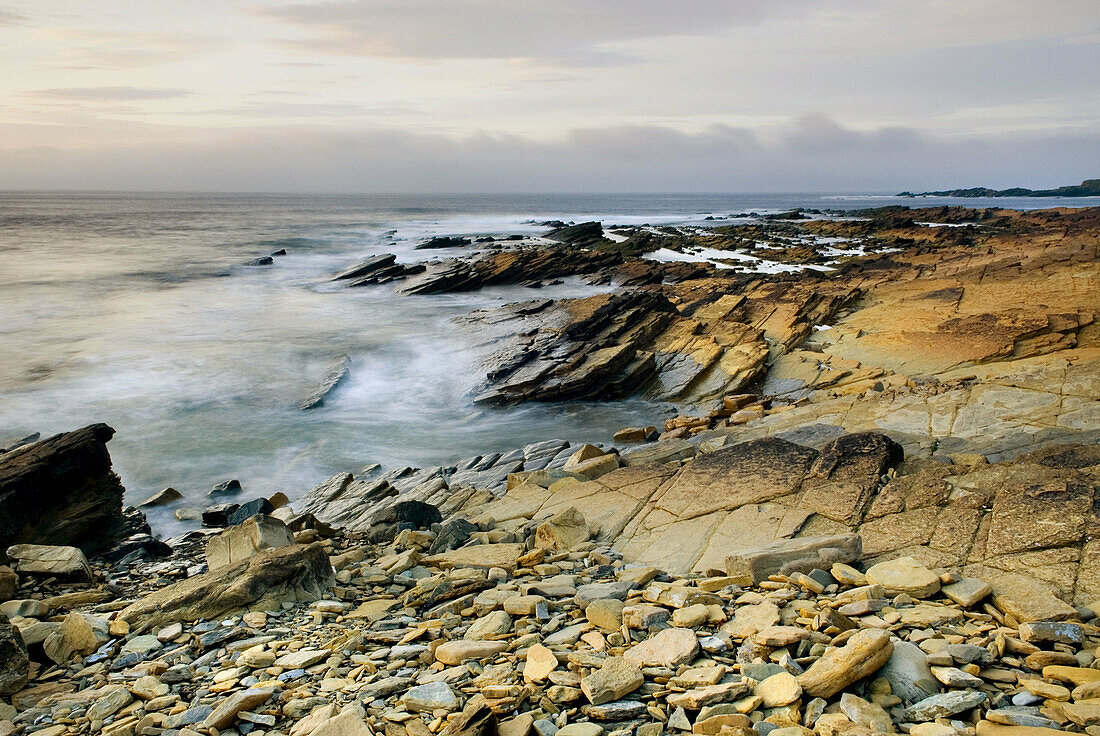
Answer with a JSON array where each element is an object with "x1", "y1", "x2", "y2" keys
[
  {"x1": 137, "y1": 487, "x2": 182, "y2": 507},
  {"x1": 299, "y1": 354, "x2": 352, "y2": 410},
  {"x1": 209, "y1": 479, "x2": 242, "y2": 496}
]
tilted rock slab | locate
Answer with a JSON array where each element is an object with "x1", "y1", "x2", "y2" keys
[{"x1": 118, "y1": 542, "x2": 334, "y2": 632}]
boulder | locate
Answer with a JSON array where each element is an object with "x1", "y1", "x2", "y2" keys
[
  {"x1": 118, "y1": 542, "x2": 334, "y2": 632},
  {"x1": 205, "y1": 515, "x2": 294, "y2": 570},
  {"x1": 6, "y1": 544, "x2": 92, "y2": 581},
  {"x1": 0, "y1": 424, "x2": 147, "y2": 556}
]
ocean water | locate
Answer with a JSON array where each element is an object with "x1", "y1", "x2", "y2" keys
[{"x1": 1, "y1": 191, "x2": 1095, "y2": 534}]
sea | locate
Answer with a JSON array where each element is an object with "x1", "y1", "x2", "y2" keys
[{"x1": 1, "y1": 192, "x2": 1095, "y2": 534}]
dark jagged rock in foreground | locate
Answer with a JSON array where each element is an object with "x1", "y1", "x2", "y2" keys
[
  {"x1": 0, "y1": 424, "x2": 148, "y2": 557},
  {"x1": 899, "y1": 178, "x2": 1100, "y2": 198}
]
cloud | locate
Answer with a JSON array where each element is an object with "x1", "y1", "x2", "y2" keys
[
  {"x1": 0, "y1": 6, "x2": 26, "y2": 25},
  {"x1": 24, "y1": 87, "x2": 192, "y2": 102},
  {"x1": 47, "y1": 30, "x2": 227, "y2": 70},
  {"x1": 257, "y1": 0, "x2": 794, "y2": 64},
  {"x1": 0, "y1": 115, "x2": 1096, "y2": 193}
]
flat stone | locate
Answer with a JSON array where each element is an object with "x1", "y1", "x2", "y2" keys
[
  {"x1": 931, "y1": 666, "x2": 984, "y2": 688},
  {"x1": 901, "y1": 690, "x2": 987, "y2": 722},
  {"x1": 402, "y1": 681, "x2": 459, "y2": 712},
  {"x1": 666, "y1": 681, "x2": 751, "y2": 710},
  {"x1": 753, "y1": 625, "x2": 809, "y2": 647},
  {"x1": 435, "y1": 639, "x2": 509, "y2": 665},
  {"x1": 424, "y1": 543, "x2": 527, "y2": 571},
  {"x1": 1018, "y1": 621, "x2": 1083, "y2": 645},
  {"x1": 839, "y1": 693, "x2": 892, "y2": 733},
  {"x1": 205, "y1": 515, "x2": 293, "y2": 570},
  {"x1": 723, "y1": 602, "x2": 780, "y2": 640},
  {"x1": 865, "y1": 556, "x2": 941, "y2": 598},
  {"x1": 204, "y1": 688, "x2": 274, "y2": 730},
  {"x1": 556, "y1": 725, "x2": 603, "y2": 736},
  {"x1": 725, "y1": 534, "x2": 861, "y2": 585},
  {"x1": 586, "y1": 599, "x2": 625, "y2": 630},
  {"x1": 524, "y1": 644, "x2": 558, "y2": 681},
  {"x1": 879, "y1": 640, "x2": 940, "y2": 703},
  {"x1": 941, "y1": 578, "x2": 992, "y2": 607},
  {"x1": 466, "y1": 610, "x2": 511, "y2": 640},
  {"x1": 755, "y1": 672, "x2": 802, "y2": 708},
  {"x1": 535, "y1": 507, "x2": 591, "y2": 551},
  {"x1": 307, "y1": 709, "x2": 375, "y2": 736},
  {"x1": 624, "y1": 627, "x2": 699, "y2": 667},
  {"x1": 87, "y1": 685, "x2": 133, "y2": 721},
  {"x1": 580, "y1": 657, "x2": 644, "y2": 705}
]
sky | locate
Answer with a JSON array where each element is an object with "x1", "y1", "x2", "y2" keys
[{"x1": 0, "y1": 0, "x2": 1097, "y2": 193}]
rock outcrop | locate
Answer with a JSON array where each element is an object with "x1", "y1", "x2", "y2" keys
[{"x1": 0, "y1": 424, "x2": 147, "y2": 558}]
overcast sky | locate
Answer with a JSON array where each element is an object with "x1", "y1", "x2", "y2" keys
[{"x1": 1, "y1": 0, "x2": 1097, "y2": 192}]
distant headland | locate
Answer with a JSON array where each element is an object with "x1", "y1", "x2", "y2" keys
[{"x1": 899, "y1": 178, "x2": 1100, "y2": 198}]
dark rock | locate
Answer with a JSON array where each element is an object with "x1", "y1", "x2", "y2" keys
[
  {"x1": 137, "y1": 487, "x2": 182, "y2": 508},
  {"x1": 333, "y1": 254, "x2": 398, "y2": 280},
  {"x1": 430, "y1": 518, "x2": 478, "y2": 553},
  {"x1": 383, "y1": 501, "x2": 442, "y2": 529},
  {"x1": 244, "y1": 256, "x2": 274, "y2": 266},
  {"x1": 98, "y1": 533, "x2": 173, "y2": 563},
  {"x1": 402, "y1": 247, "x2": 621, "y2": 296},
  {"x1": 209, "y1": 479, "x2": 242, "y2": 496},
  {"x1": 474, "y1": 290, "x2": 678, "y2": 405},
  {"x1": 270, "y1": 249, "x2": 287, "y2": 256},
  {"x1": 0, "y1": 614, "x2": 29, "y2": 695},
  {"x1": 226, "y1": 498, "x2": 276, "y2": 526},
  {"x1": 0, "y1": 433, "x2": 39, "y2": 455},
  {"x1": 298, "y1": 355, "x2": 351, "y2": 410},
  {"x1": 202, "y1": 503, "x2": 240, "y2": 527},
  {"x1": 416, "y1": 236, "x2": 471, "y2": 250},
  {"x1": 0, "y1": 424, "x2": 149, "y2": 557},
  {"x1": 544, "y1": 221, "x2": 604, "y2": 247}
]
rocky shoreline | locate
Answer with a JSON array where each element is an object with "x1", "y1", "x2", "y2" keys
[{"x1": 1, "y1": 205, "x2": 1099, "y2": 736}]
